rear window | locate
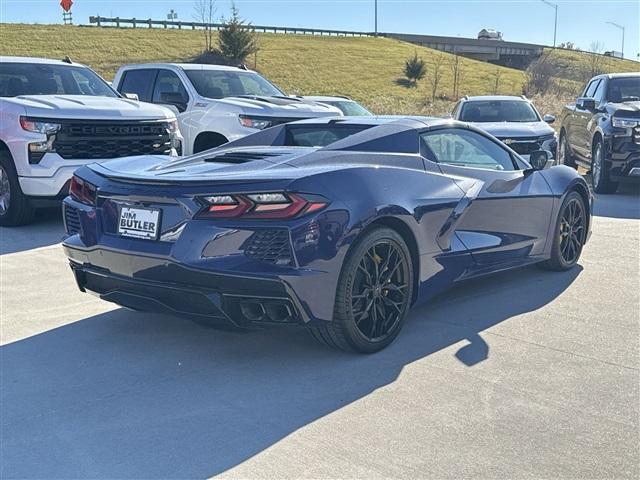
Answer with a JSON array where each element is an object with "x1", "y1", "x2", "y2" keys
[{"x1": 285, "y1": 125, "x2": 373, "y2": 147}]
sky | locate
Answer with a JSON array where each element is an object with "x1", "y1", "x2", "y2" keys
[{"x1": 1, "y1": 0, "x2": 639, "y2": 60}]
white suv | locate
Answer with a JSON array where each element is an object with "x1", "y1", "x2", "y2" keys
[
  {"x1": 113, "y1": 63, "x2": 341, "y2": 155},
  {"x1": 0, "y1": 56, "x2": 182, "y2": 226}
]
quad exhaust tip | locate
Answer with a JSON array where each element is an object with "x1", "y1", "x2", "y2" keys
[{"x1": 239, "y1": 300, "x2": 294, "y2": 323}]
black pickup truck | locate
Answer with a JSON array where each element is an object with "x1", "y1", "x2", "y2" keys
[{"x1": 558, "y1": 73, "x2": 640, "y2": 193}]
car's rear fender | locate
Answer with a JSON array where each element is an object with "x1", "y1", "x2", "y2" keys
[{"x1": 289, "y1": 166, "x2": 476, "y2": 305}]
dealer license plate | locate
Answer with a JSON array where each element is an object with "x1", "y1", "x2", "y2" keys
[{"x1": 118, "y1": 206, "x2": 161, "y2": 240}]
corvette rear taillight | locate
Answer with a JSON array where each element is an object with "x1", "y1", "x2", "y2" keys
[
  {"x1": 196, "y1": 192, "x2": 327, "y2": 219},
  {"x1": 69, "y1": 175, "x2": 97, "y2": 206}
]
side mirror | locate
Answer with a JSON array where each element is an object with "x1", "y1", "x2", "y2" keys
[
  {"x1": 159, "y1": 92, "x2": 187, "y2": 113},
  {"x1": 528, "y1": 150, "x2": 553, "y2": 171},
  {"x1": 576, "y1": 97, "x2": 596, "y2": 111},
  {"x1": 123, "y1": 92, "x2": 139, "y2": 101},
  {"x1": 543, "y1": 114, "x2": 555, "y2": 124}
]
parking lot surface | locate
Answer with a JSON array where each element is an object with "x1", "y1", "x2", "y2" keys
[{"x1": 1, "y1": 184, "x2": 638, "y2": 479}]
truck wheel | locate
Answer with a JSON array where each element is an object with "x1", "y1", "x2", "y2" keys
[
  {"x1": 591, "y1": 140, "x2": 618, "y2": 194},
  {"x1": 0, "y1": 151, "x2": 35, "y2": 226},
  {"x1": 558, "y1": 131, "x2": 577, "y2": 169}
]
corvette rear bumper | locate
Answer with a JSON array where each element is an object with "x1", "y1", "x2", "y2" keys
[
  {"x1": 64, "y1": 243, "x2": 328, "y2": 327},
  {"x1": 67, "y1": 259, "x2": 315, "y2": 328}
]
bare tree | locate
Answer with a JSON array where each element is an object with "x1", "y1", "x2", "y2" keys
[
  {"x1": 429, "y1": 54, "x2": 446, "y2": 101},
  {"x1": 492, "y1": 67, "x2": 503, "y2": 94},
  {"x1": 193, "y1": 0, "x2": 216, "y2": 52},
  {"x1": 584, "y1": 41, "x2": 606, "y2": 80},
  {"x1": 525, "y1": 53, "x2": 555, "y2": 94},
  {"x1": 449, "y1": 52, "x2": 463, "y2": 99}
]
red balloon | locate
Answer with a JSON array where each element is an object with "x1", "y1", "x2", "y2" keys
[{"x1": 60, "y1": 0, "x2": 73, "y2": 12}]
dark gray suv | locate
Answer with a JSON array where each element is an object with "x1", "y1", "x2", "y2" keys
[{"x1": 451, "y1": 95, "x2": 557, "y2": 161}]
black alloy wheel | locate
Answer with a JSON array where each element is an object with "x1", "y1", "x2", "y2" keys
[
  {"x1": 308, "y1": 227, "x2": 414, "y2": 353},
  {"x1": 350, "y1": 241, "x2": 410, "y2": 342},
  {"x1": 558, "y1": 196, "x2": 585, "y2": 265},
  {"x1": 540, "y1": 191, "x2": 587, "y2": 271}
]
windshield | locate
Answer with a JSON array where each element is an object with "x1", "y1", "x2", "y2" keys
[
  {"x1": 184, "y1": 70, "x2": 283, "y2": 99},
  {"x1": 325, "y1": 101, "x2": 372, "y2": 116},
  {"x1": 0, "y1": 62, "x2": 117, "y2": 97},
  {"x1": 459, "y1": 100, "x2": 540, "y2": 123},
  {"x1": 608, "y1": 77, "x2": 640, "y2": 102},
  {"x1": 285, "y1": 125, "x2": 373, "y2": 147}
]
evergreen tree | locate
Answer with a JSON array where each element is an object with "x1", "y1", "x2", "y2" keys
[
  {"x1": 217, "y1": 4, "x2": 259, "y2": 65},
  {"x1": 404, "y1": 52, "x2": 426, "y2": 85}
]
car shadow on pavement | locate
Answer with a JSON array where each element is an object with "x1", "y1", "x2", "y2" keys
[
  {"x1": 590, "y1": 180, "x2": 640, "y2": 220},
  {"x1": 1, "y1": 265, "x2": 582, "y2": 479},
  {"x1": 0, "y1": 207, "x2": 65, "y2": 255}
]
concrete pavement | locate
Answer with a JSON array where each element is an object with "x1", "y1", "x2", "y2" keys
[{"x1": 1, "y1": 185, "x2": 638, "y2": 479}]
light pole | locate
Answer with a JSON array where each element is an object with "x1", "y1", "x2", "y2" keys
[
  {"x1": 540, "y1": 0, "x2": 558, "y2": 47},
  {"x1": 606, "y1": 21, "x2": 625, "y2": 58}
]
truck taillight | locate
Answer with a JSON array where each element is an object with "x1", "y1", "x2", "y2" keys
[
  {"x1": 69, "y1": 176, "x2": 97, "y2": 206},
  {"x1": 196, "y1": 193, "x2": 327, "y2": 220}
]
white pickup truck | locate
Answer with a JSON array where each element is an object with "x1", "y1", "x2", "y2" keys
[
  {"x1": 0, "y1": 56, "x2": 182, "y2": 226},
  {"x1": 112, "y1": 63, "x2": 342, "y2": 155}
]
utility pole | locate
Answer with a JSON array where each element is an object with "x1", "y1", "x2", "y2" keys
[
  {"x1": 540, "y1": 0, "x2": 558, "y2": 47},
  {"x1": 374, "y1": 0, "x2": 378, "y2": 36},
  {"x1": 606, "y1": 21, "x2": 625, "y2": 58}
]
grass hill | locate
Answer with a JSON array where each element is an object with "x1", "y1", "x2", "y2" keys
[
  {"x1": 0, "y1": 23, "x2": 525, "y2": 115},
  {"x1": 544, "y1": 48, "x2": 639, "y2": 84},
  {"x1": 1, "y1": 23, "x2": 637, "y2": 117}
]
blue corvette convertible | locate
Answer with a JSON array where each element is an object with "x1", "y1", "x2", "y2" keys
[{"x1": 62, "y1": 117, "x2": 591, "y2": 353}]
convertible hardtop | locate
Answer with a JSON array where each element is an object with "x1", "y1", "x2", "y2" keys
[{"x1": 88, "y1": 116, "x2": 463, "y2": 183}]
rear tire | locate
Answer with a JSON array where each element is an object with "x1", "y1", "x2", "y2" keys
[
  {"x1": 558, "y1": 131, "x2": 577, "y2": 169},
  {"x1": 540, "y1": 191, "x2": 587, "y2": 271},
  {"x1": 308, "y1": 227, "x2": 414, "y2": 353},
  {"x1": 591, "y1": 140, "x2": 618, "y2": 194},
  {"x1": 0, "y1": 151, "x2": 35, "y2": 227},
  {"x1": 591, "y1": 139, "x2": 618, "y2": 194}
]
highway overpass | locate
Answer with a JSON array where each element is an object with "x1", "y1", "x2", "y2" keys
[{"x1": 385, "y1": 33, "x2": 545, "y2": 68}]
